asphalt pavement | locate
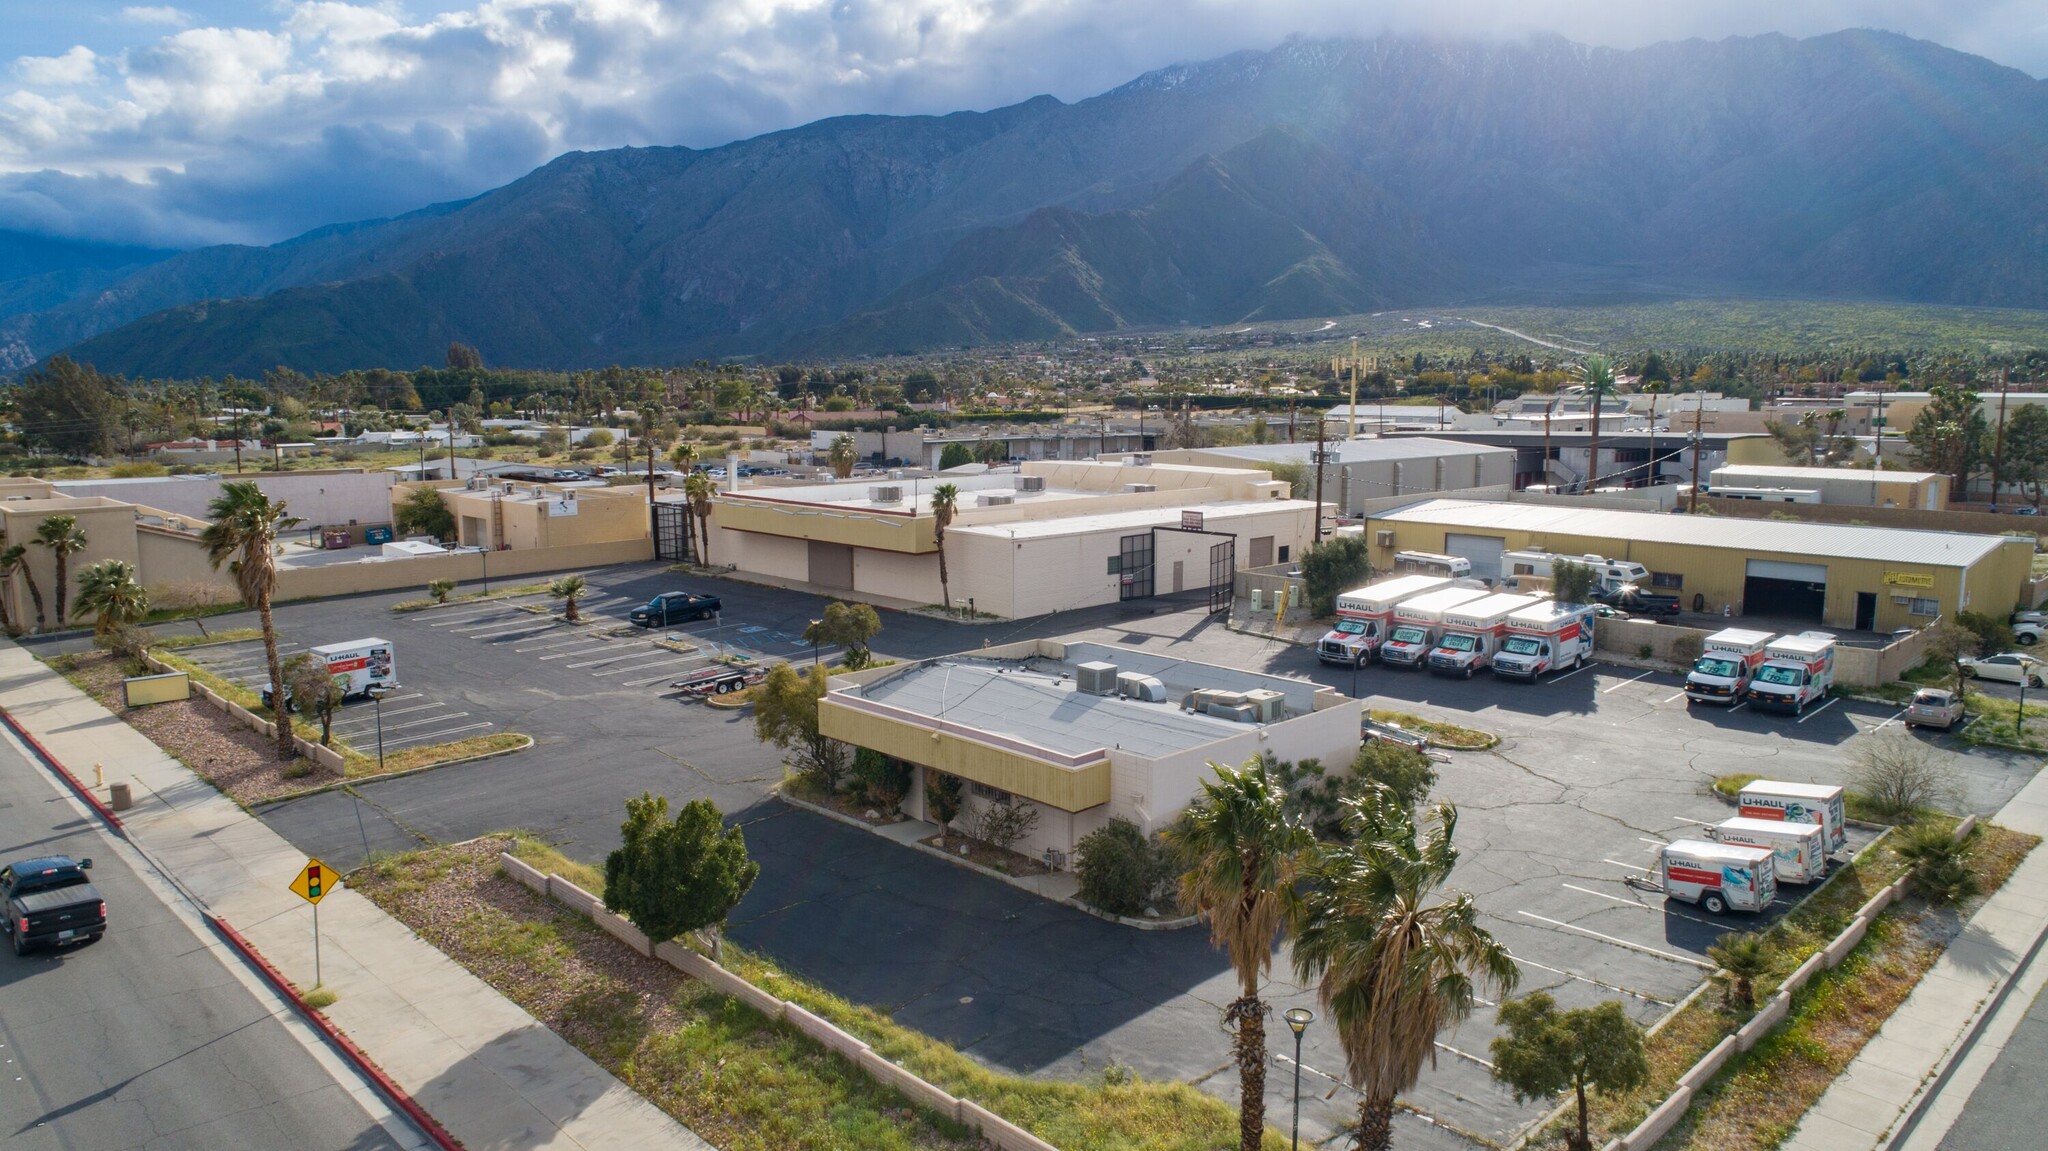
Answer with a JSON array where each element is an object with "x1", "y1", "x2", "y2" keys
[
  {"x1": 1934, "y1": 979, "x2": 2048, "y2": 1151},
  {"x1": 0, "y1": 734, "x2": 413, "y2": 1151}
]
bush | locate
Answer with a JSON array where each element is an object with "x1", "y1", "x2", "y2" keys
[
  {"x1": 427, "y1": 579, "x2": 456, "y2": 603},
  {"x1": 582, "y1": 429, "x2": 614, "y2": 449},
  {"x1": 1850, "y1": 731, "x2": 1962, "y2": 820},
  {"x1": 1896, "y1": 823, "x2": 1979, "y2": 904},
  {"x1": 394, "y1": 487, "x2": 455, "y2": 541},
  {"x1": 604, "y1": 792, "x2": 759, "y2": 950},
  {"x1": 1074, "y1": 818, "x2": 1175, "y2": 916},
  {"x1": 109, "y1": 462, "x2": 167, "y2": 478},
  {"x1": 975, "y1": 796, "x2": 1040, "y2": 855},
  {"x1": 850, "y1": 747, "x2": 911, "y2": 810},
  {"x1": 1299, "y1": 536, "x2": 1373, "y2": 618}
]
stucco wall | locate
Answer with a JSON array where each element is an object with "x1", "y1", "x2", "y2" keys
[
  {"x1": 56, "y1": 471, "x2": 395, "y2": 529},
  {"x1": 0, "y1": 499, "x2": 143, "y2": 630},
  {"x1": 273, "y1": 538, "x2": 652, "y2": 601}
]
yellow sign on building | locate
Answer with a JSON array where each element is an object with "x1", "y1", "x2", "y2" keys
[
  {"x1": 1883, "y1": 571, "x2": 1937, "y2": 589},
  {"x1": 288, "y1": 858, "x2": 334, "y2": 905}
]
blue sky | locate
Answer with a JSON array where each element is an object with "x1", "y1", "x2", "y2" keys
[{"x1": 4, "y1": 2, "x2": 2046, "y2": 252}]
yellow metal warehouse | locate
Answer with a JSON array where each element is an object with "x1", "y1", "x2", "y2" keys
[{"x1": 1368, "y1": 498, "x2": 2034, "y2": 634}]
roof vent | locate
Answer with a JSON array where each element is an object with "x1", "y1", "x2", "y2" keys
[
  {"x1": 977, "y1": 493, "x2": 1014, "y2": 507},
  {"x1": 1115, "y1": 672, "x2": 1168, "y2": 703},
  {"x1": 1074, "y1": 661, "x2": 1119, "y2": 696}
]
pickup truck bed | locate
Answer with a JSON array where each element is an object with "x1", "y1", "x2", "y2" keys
[{"x1": 4, "y1": 856, "x2": 106, "y2": 955}]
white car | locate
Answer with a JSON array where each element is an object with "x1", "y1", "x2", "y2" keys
[
  {"x1": 2013, "y1": 619, "x2": 2043, "y2": 647},
  {"x1": 1959, "y1": 652, "x2": 2046, "y2": 688}
]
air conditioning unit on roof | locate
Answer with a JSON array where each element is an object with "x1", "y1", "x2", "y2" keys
[{"x1": 1018, "y1": 476, "x2": 1046, "y2": 493}]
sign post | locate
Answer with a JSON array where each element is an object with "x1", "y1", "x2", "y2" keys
[{"x1": 288, "y1": 857, "x2": 333, "y2": 987}]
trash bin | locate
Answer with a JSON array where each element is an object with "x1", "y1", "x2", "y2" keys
[{"x1": 109, "y1": 782, "x2": 133, "y2": 811}]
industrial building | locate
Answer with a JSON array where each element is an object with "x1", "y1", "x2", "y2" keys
[
  {"x1": 1151, "y1": 437, "x2": 1516, "y2": 517},
  {"x1": 702, "y1": 460, "x2": 1315, "y2": 618},
  {"x1": 1707, "y1": 465, "x2": 1948, "y2": 509},
  {"x1": 813, "y1": 423, "x2": 1154, "y2": 469},
  {"x1": 1368, "y1": 498, "x2": 2033, "y2": 632},
  {"x1": 1383, "y1": 429, "x2": 1776, "y2": 492},
  {"x1": 818, "y1": 639, "x2": 1362, "y2": 859}
]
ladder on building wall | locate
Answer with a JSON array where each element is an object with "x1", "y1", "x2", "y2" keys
[{"x1": 490, "y1": 492, "x2": 506, "y2": 548}]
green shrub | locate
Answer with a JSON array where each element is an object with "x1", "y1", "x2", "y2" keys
[
  {"x1": 850, "y1": 747, "x2": 911, "y2": 810},
  {"x1": 1074, "y1": 818, "x2": 1175, "y2": 917}
]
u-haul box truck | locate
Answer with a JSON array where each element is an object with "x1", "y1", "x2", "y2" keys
[
  {"x1": 263, "y1": 638, "x2": 396, "y2": 709},
  {"x1": 1317, "y1": 575, "x2": 1451, "y2": 667},
  {"x1": 1737, "y1": 780, "x2": 1847, "y2": 854},
  {"x1": 1710, "y1": 816, "x2": 1828, "y2": 884},
  {"x1": 1745, "y1": 631, "x2": 1837, "y2": 714},
  {"x1": 1428, "y1": 592, "x2": 1544, "y2": 677},
  {"x1": 1660, "y1": 839, "x2": 1777, "y2": 915},
  {"x1": 1685, "y1": 628, "x2": 1775, "y2": 705},
  {"x1": 1492, "y1": 601, "x2": 1597, "y2": 681},
  {"x1": 1379, "y1": 586, "x2": 1492, "y2": 669}
]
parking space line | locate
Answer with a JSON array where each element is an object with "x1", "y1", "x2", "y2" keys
[
  {"x1": 1604, "y1": 858, "x2": 1650, "y2": 872},
  {"x1": 330, "y1": 703, "x2": 443, "y2": 728},
  {"x1": 1506, "y1": 954, "x2": 1674, "y2": 1005},
  {"x1": 350, "y1": 711, "x2": 472, "y2": 735},
  {"x1": 1515, "y1": 911, "x2": 1716, "y2": 970},
  {"x1": 1796, "y1": 697, "x2": 1841, "y2": 724},
  {"x1": 377, "y1": 722, "x2": 494, "y2": 749},
  {"x1": 1547, "y1": 662, "x2": 1597, "y2": 684},
  {"x1": 1870, "y1": 707, "x2": 1909, "y2": 731},
  {"x1": 456, "y1": 617, "x2": 557, "y2": 635},
  {"x1": 1727, "y1": 701, "x2": 1747, "y2": 713},
  {"x1": 1562, "y1": 882, "x2": 1642, "y2": 906},
  {"x1": 624, "y1": 665, "x2": 714, "y2": 687},
  {"x1": 1434, "y1": 1041, "x2": 1493, "y2": 1070},
  {"x1": 429, "y1": 607, "x2": 521, "y2": 626},
  {"x1": 540, "y1": 642, "x2": 643, "y2": 661},
  {"x1": 1602, "y1": 670, "x2": 1656, "y2": 694},
  {"x1": 474, "y1": 624, "x2": 568, "y2": 642},
  {"x1": 1663, "y1": 690, "x2": 1687, "y2": 703},
  {"x1": 565, "y1": 648, "x2": 660, "y2": 668},
  {"x1": 515, "y1": 637, "x2": 610, "y2": 654},
  {"x1": 590, "y1": 655, "x2": 701, "y2": 677},
  {"x1": 1567, "y1": 882, "x2": 1731, "y2": 931}
]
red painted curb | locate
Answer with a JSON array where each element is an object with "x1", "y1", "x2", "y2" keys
[
  {"x1": 210, "y1": 915, "x2": 465, "y2": 1151},
  {"x1": 0, "y1": 704, "x2": 125, "y2": 835}
]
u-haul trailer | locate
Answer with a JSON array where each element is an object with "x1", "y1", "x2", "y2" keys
[
  {"x1": 1737, "y1": 780, "x2": 1848, "y2": 854},
  {"x1": 1659, "y1": 839, "x2": 1777, "y2": 915},
  {"x1": 1710, "y1": 816, "x2": 1828, "y2": 884}
]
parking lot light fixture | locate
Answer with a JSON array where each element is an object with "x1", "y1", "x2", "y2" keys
[
  {"x1": 809, "y1": 620, "x2": 822, "y2": 668},
  {"x1": 1285, "y1": 1006, "x2": 1315, "y2": 1150}
]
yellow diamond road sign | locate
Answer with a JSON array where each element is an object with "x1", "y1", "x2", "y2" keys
[{"x1": 289, "y1": 858, "x2": 334, "y2": 905}]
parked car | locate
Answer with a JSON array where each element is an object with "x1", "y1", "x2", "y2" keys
[
  {"x1": 629, "y1": 591, "x2": 723, "y2": 628},
  {"x1": 1362, "y1": 718, "x2": 1431, "y2": 751},
  {"x1": 1903, "y1": 687, "x2": 1965, "y2": 731},
  {"x1": 1958, "y1": 652, "x2": 2046, "y2": 687},
  {"x1": 672, "y1": 665, "x2": 767, "y2": 697},
  {"x1": 594, "y1": 465, "x2": 623, "y2": 477},
  {"x1": 2, "y1": 856, "x2": 104, "y2": 956},
  {"x1": 2012, "y1": 506, "x2": 2040, "y2": 517},
  {"x1": 1594, "y1": 585, "x2": 1682, "y2": 618},
  {"x1": 1589, "y1": 603, "x2": 1632, "y2": 622},
  {"x1": 2012, "y1": 618, "x2": 2043, "y2": 647}
]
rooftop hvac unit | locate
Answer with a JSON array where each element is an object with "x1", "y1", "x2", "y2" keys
[
  {"x1": 1115, "y1": 672, "x2": 1168, "y2": 703},
  {"x1": 977, "y1": 493, "x2": 1015, "y2": 506},
  {"x1": 1130, "y1": 454, "x2": 1151, "y2": 466},
  {"x1": 869, "y1": 485, "x2": 904, "y2": 503},
  {"x1": 1123, "y1": 483, "x2": 1157, "y2": 493},
  {"x1": 1243, "y1": 689, "x2": 1285, "y2": 723},
  {"x1": 1209, "y1": 702, "x2": 1257, "y2": 723},
  {"x1": 1074, "y1": 661, "x2": 1120, "y2": 696},
  {"x1": 1018, "y1": 476, "x2": 1047, "y2": 493}
]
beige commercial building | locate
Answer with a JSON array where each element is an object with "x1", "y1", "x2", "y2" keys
[
  {"x1": 1707, "y1": 464, "x2": 1948, "y2": 509},
  {"x1": 1153, "y1": 437, "x2": 1517, "y2": 518},
  {"x1": 395, "y1": 477, "x2": 651, "y2": 552}
]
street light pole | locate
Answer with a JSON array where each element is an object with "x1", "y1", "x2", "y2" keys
[{"x1": 1285, "y1": 1007, "x2": 1315, "y2": 1151}]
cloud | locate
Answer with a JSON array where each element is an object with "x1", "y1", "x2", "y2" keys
[{"x1": 1, "y1": 0, "x2": 2045, "y2": 251}]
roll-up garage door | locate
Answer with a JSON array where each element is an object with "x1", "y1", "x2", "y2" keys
[
  {"x1": 1744, "y1": 558, "x2": 1827, "y2": 622},
  {"x1": 808, "y1": 541, "x2": 855, "y2": 590},
  {"x1": 1444, "y1": 533, "x2": 1507, "y2": 583}
]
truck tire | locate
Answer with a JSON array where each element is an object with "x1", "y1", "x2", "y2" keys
[
  {"x1": 1701, "y1": 891, "x2": 1728, "y2": 915},
  {"x1": 11, "y1": 929, "x2": 28, "y2": 957},
  {"x1": 1463, "y1": 665, "x2": 1474, "y2": 680}
]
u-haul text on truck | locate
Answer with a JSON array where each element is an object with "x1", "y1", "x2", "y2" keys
[
  {"x1": 263, "y1": 639, "x2": 397, "y2": 709},
  {"x1": 1710, "y1": 816, "x2": 1828, "y2": 884},
  {"x1": 1660, "y1": 839, "x2": 1777, "y2": 915},
  {"x1": 1316, "y1": 575, "x2": 1451, "y2": 667},
  {"x1": 1737, "y1": 780, "x2": 1847, "y2": 853}
]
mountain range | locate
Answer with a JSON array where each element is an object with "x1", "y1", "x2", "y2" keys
[{"x1": 6, "y1": 29, "x2": 2047, "y2": 377}]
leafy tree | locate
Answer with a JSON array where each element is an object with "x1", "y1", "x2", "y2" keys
[
  {"x1": 1907, "y1": 383, "x2": 1988, "y2": 496},
  {"x1": 202, "y1": 481, "x2": 302, "y2": 760},
  {"x1": 3, "y1": 545, "x2": 45, "y2": 633},
  {"x1": 604, "y1": 792, "x2": 760, "y2": 956},
  {"x1": 1922, "y1": 620, "x2": 1984, "y2": 707},
  {"x1": 1490, "y1": 992, "x2": 1649, "y2": 1151},
  {"x1": 1763, "y1": 417, "x2": 1822, "y2": 467},
  {"x1": 1637, "y1": 352, "x2": 1672, "y2": 384},
  {"x1": 12, "y1": 356, "x2": 123, "y2": 455},
  {"x1": 1706, "y1": 932, "x2": 1772, "y2": 1009},
  {"x1": 850, "y1": 747, "x2": 911, "y2": 809},
  {"x1": 803, "y1": 600, "x2": 882, "y2": 669},
  {"x1": 1291, "y1": 789, "x2": 1518, "y2": 1151},
  {"x1": 1895, "y1": 823, "x2": 1979, "y2": 904},
  {"x1": 549, "y1": 574, "x2": 587, "y2": 621},
  {"x1": 1354, "y1": 741, "x2": 1438, "y2": 812},
  {"x1": 973, "y1": 436, "x2": 1009, "y2": 464},
  {"x1": 1075, "y1": 818, "x2": 1175, "y2": 916},
  {"x1": 74, "y1": 559, "x2": 149, "y2": 641},
  {"x1": 827, "y1": 433, "x2": 859, "y2": 478},
  {"x1": 931, "y1": 483, "x2": 959, "y2": 611},
  {"x1": 1300, "y1": 535, "x2": 1373, "y2": 618},
  {"x1": 281, "y1": 651, "x2": 345, "y2": 745},
  {"x1": 1169, "y1": 758, "x2": 1312, "y2": 1151},
  {"x1": 753, "y1": 663, "x2": 849, "y2": 792},
  {"x1": 1998, "y1": 405, "x2": 2048, "y2": 508},
  {"x1": 394, "y1": 486, "x2": 456, "y2": 541},
  {"x1": 446, "y1": 342, "x2": 483, "y2": 371},
  {"x1": 583, "y1": 429, "x2": 614, "y2": 449},
  {"x1": 1550, "y1": 558, "x2": 1598, "y2": 605},
  {"x1": 1267, "y1": 745, "x2": 1436, "y2": 841},
  {"x1": 925, "y1": 770, "x2": 964, "y2": 834},
  {"x1": 34, "y1": 515, "x2": 87, "y2": 627},
  {"x1": 938, "y1": 442, "x2": 974, "y2": 470}
]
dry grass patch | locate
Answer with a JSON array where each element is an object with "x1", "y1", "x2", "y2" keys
[
  {"x1": 1369, "y1": 708, "x2": 1498, "y2": 750},
  {"x1": 393, "y1": 582, "x2": 553, "y2": 612},
  {"x1": 341, "y1": 732, "x2": 530, "y2": 777}
]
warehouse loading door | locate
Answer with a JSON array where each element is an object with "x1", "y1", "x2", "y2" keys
[
  {"x1": 808, "y1": 541, "x2": 855, "y2": 590},
  {"x1": 1743, "y1": 558, "x2": 1827, "y2": 623},
  {"x1": 1444, "y1": 533, "x2": 1507, "y2": 583}
]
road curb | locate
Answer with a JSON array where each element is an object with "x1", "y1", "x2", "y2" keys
[
  {"x1": 255, "y1": 736, "x2": 537, "y2": 806},
  {"x1": 208, "y1": 914, "x2": 464, "y2": 1151},
  {"x1": 0, "y1": 703, "x2": 126, "y2": 836}
]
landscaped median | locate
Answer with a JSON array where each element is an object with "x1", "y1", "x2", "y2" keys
[
  {"x1": 391, "y1": 582, "x2": 553, "y2": 612},
  {"x1": 352, "y1": 834, "x2": 1287, "y2": 1151}
]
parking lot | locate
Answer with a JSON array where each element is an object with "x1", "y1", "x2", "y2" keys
[{"x1": 32, "y1": 569, "x2": 2041, "y2": 1148}]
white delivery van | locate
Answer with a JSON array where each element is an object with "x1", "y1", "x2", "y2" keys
[
  {"x1": 1660, "y1": 839, "x2": 1777, "y2": 915},
  {"x1": 262, "y1": 638, "x2": 396, "y2": 708},
  {"x1": 1391, "y1": 551, "x2": 1474, "y2": 580},
  {"x1": 1710, "y1": 816, "x2": 1828, "y2": 884},
  {"x1": 1428, "y1": 592, "x2": 1544, "y2": 677},
  {"x1": 1492, "y1": 601, "x2": 1597, "y2": 681},
  {"x1": 1737, "y1": 781, "x2": 1848, "y2": 854},
  {"x1": 1317, "y1": 574, "x2": 1451, "y2": 667},
  {"x1": 1745, "y1": 631, "x2": 1837, "y2": 714},
  {"x1": 1379, "y1": 586, "x2": 1492, "y2": 669},
  {"x1": 1684, "y1": 628, "x2": 1776, "y2": 705}
]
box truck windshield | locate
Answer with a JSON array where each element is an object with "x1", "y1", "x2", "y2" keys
[
  {"x1": 1501, "y1": 637, "x2": 1543, "y2": 656},
  {"x1": 1756, "y1": 666, "x2": 1804, "y2": 686},
  {"x1": 1694, "y1": 656, "x2": 1742, "y2": 678},
  {"x1": 1437, "y1": 634, "x2": 1478, "y2": 652},
  {"x1": 1389, "y1": 625, "x2": 1428, "y2": 645},
  {"x1": 1331, "y1": 620, "x2": 1367, "y2": 637}
]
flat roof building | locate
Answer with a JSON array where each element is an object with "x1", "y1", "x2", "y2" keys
[
  {"x1": 1708, "y1": 464, "x2": 1948, "y2": 510},
  {"x1": 1153, "y1": 437, "x2": 1516, "y2": 518}
]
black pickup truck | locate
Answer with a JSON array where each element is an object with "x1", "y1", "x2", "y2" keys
[
  {"x1": 3, "y1": 856, "x2": 105, "y2": 956},
  {"x1": 1596, "y1": 585, "x2": 1683, "y2": 618}
]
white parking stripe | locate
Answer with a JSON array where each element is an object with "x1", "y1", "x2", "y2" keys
[
  {"x1": 376, "y1": 722, "x2": 495, "y2": 749},
  {"x1": 429, "y1": 607, "x2": 520, "y2": 626},
  {"x1": 623, "y1": 663, "x2": 721, "y2": 687},
  {"x1": 467, "y1": 623, "x2": 563, "y2": 641},
  {"x1": 514, "y1": 636, "x2": 609, "y2": 654},
  {"x1": 1515, "y1": 911, "x2": 1716, "y2": 970},
  {"x1": 455, "y1": 616, "x2": 555, "y2": 634},
  {"x1": 1547, "y1": 662, "x2": 1596, "y2": 684},
  {"x1": 1870, "y1": 707, "x2": 1909, "y2": 731},
  {"x1": 1605, "y1": 858, "x2": 1651, "y2": 872},
  {"x1": 1562, "y1": 882, "x2": 1641, "y2": 906},
  {"x1": 1507, "y1": 953, "x2": 1674, "y2": 1005},
  {"x1": 1796, "y1": 697, "x2": 1841, "y2": 724},
  {"x1": 590, "y1": 655, "x2": 700, "y2": 677},
  {"x1": 330, "y1": 703, "x2": 443, "y2": 728},
  {"x1": 350, "y1": 711, "x2": 472, "y2": 735},
  {"x1": 1602, "y1": 670, "x2": 1656, "y2": 693},
  {"x1": 565, "y1": 648, "x2": 660, "y2": 668},
  {"x1": 1663, "y1": 690, "x2": 1687, "y2": 703},
  {"x1": 1566, "y1": 882, "x2": 1730, "y2": 931}
]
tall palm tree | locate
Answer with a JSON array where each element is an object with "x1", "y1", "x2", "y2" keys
[
  {"x1": 202, "y1": 481, "x2": 302, "y2": 760},
  {"x1": 931, "y1": 483, "x2": 959, "y2": 611},
  {"x1": 0, "y1": 544, "x2": 30, "y2": 634},
  {"x1": 1574, "y1": 355, "x2": 1616, "y2": 494},
  {"x1": 1168, "y1": 758, "x2": 1312, "y2": 1151},
  {"x1": 1293, "y1": 788, "x2": 1519, "y2": 1151},
  {"x1": 682, "y1": 471, "x2": 715, "y2": 564},
  {"x1": 74, "y1": 559, "x2": 150, "y2": 641},
  {"x1": 33, "y1": 515, "x2": 88, "y2": 626}
]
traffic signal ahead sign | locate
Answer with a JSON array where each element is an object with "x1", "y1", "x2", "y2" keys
[{"x1": 289, "y1": 858, "x2": 334, "y2": 905}]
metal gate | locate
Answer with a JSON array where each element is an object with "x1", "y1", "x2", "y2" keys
[
  {"x1": 652, "y1": 503, "x2": 696, "y2": 563},
  {"x1": 1208, "y1": 538, "x2": 1235, "y2": 614}
]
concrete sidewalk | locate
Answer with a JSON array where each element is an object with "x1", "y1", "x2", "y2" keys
[
  {"x1": 1783, "y1": 769, "x2": 2048, "y2": 1151},
  {"x1": 0, "y1": 640, "x2": 714, "y2": 1151}
]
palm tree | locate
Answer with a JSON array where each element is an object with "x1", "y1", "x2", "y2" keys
[
  {"x1": 1292, "y1": 789, "x2": 1519, "y2": 1151},
  {"x1": 828, "y1": 433, "x2": 859, "y2": 478},
  {"x1": 1168, "y1": 758, "x2": 1312, "y2": 1151},
  {"x1": 0, "y1": 543, "x2": 29, "y2": 634},
  {"x1": 1706, "y1": 932, "x2": 1773, "y2": 1009},
  {"x1": 1574, "y1": 355, "x2": 1616, "y2": 494},
  {"x1": 34, "y1": 515, "x2": 88, "y2": 626},
  {"x1": 550, "y1": 574, "x2": 587, "y2": 622},
  {"x1": 74, "y1": 559, "x2": 150, "y2": 641},
  {"x1": 202, "y1": 481, "x2": 302, "y2": 760},
  {"x1": 683, "y1": 471, "x2": 715, "y2": 563},
  {"x1": 931, "y1": 483, "x2": 959, "y2": 612},
  {"x1": 670, "y1": 441, "x2": 697, "y2": 473}
]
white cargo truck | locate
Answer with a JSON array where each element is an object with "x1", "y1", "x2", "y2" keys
[
  {"x1": 1659, "y1": 839, "x2": 1777, "y2": 915},
  {"x1": 1378, "y1": 586, "x2": 1492, "y2": 669},
  {"x1": 1391, "y1": 551, "x2": 1473, "y2": 580},
  {"x1": 1737, "y1": 780, "x2": 1848, "y2": 854},
  {"x1": 1499, "y1": 549, "x2": 1652, "y2": 596},
  {"x1": 1745, "y1": 631, "x2": 1837, "y2": 714},
  {"x1": 262, "y1": 638, "x2": 396, "y2": 709},
  {"x1": 1710, "y1": 816, "x2": 1829, "y2": 884},
  {"x1": 1491, "y1": 601, "x2": 1598, "y2": 681},
  {"x1": 1428, "y1": 592, "x2": 1545, "y2": 677},
  {"x1": 1684, "y1": 628, "x2": 1776, "y2": 705},
  {"x1": 1316, "y1": 575, "x2": 1451, "y2": 667}
]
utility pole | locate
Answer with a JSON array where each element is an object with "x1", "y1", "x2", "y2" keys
[
  {"x1": 1688, "y1": 398, "x2": 1705, "y2": 514},
  {"x1": 1992, "y1": 370, "x2": 2010, "y2": 511},
  {"x1": 646, "y1": 436, "x2": 657, "y2": 506},
  {"x1": 1348, "y1": 337, "x2": 1359, "y2": 441},
  {"x1": 1872, "y1": 382, "x2": 1886, "y2": 471},
  {"x1": 1313, "y1": 415, "x2": 1328, "y2": 542}
]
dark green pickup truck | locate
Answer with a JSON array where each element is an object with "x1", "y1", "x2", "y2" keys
[{"x1": 3, "y1": 856, "x2": 105, "y2": 956}]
